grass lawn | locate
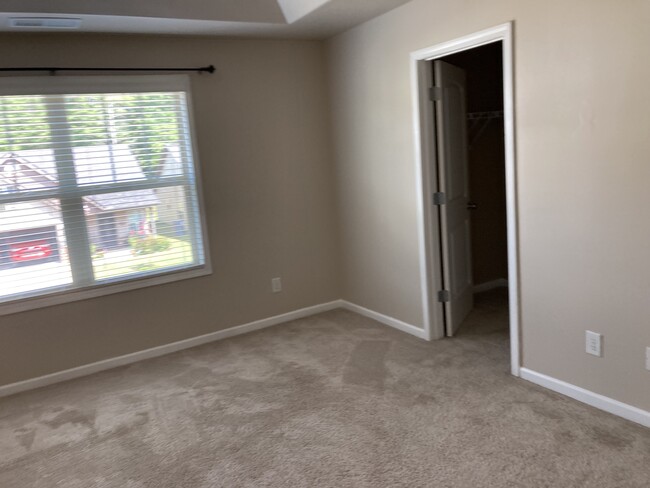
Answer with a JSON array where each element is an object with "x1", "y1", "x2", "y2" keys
[{"x1": 93, "y1": 237, "x2": 194, "y2": 280}]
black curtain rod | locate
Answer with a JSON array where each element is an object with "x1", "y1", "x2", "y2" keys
[{"x1": 0, "y1": 65, "x2": 215, "y2": 74}]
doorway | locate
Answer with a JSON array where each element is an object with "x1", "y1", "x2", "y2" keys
[
  {"x1": 411, "y1": 23, "x2": 520, "y2": 375},
  {"x1": 435, "y1": 43, "x2": 506, "y2": 336}
]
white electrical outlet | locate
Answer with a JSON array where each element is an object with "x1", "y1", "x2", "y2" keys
[
  {"x1": 645, "y1": 347, "x2": 650, "y2": 371},
  {"x1": 585, "y1": 331, "x2": 603, "y2": 357},
  {"x1": 271, "y1": 277, "x2": 282, "y2": 293}
]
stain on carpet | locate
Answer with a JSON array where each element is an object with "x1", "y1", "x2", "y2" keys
[
  {"x1": 41, "y1": 408, "x2": 95, "y2": 430},
  {"x1": 13, "y1": 428, "x2": 36, "y2": 451},
  {"x1": 342, "y1": 340, "x2": 390, "y2": 390},
  {"x1": 590, "y1": 425, "x2": 634, "y2": 450}
]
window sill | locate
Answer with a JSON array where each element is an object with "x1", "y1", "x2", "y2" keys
[{"x1": 0, "y1": 265, "x2": 212, "y2": 316}]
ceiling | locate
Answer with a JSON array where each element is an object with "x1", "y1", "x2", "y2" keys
[{"x1": 0, "y1": 0, "x2": 412, "y2": 38}]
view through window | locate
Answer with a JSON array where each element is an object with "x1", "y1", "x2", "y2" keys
[{"x1": 0, "y1": 81, "x2": 207, "y2": 306}]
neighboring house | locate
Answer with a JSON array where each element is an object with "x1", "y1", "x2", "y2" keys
[
  {"x1": 154, "y1": 145, "x2": 190, "y2": 238},
  {"x1": 0, "y1": 145, "x2": 159, "y2": 269}
]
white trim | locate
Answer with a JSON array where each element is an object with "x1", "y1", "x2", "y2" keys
[
  {"x1": 340, "y1": 300, "x2": 429, "y2": 340},
  {"x1": 0, "y1": 266, "x2": 212, "y2": 316},
  {"x1": 0, "y1": 299, "x2": 430, "y2": 398},
  {"x1": 410, "y1": 22, "x2": 521, "y2": 375},
  {"x1": 411, "y1": 39, "x2": 440, "y2": 343},
  {"x1": 5, "y1": 299, "x2": 647, "y2": 432},
  {"x1": 183, "y1": 75, "x2": 213, "y2": 279},
  {"x1": 0, "y1": 300, "x2": 343, "y2": 398},
  {"x1": 473, "y1": 278, "x2": 508, "y2": 294},
  {"x1": 520, "y1": 368, "x2": 650, "y2": 429}
]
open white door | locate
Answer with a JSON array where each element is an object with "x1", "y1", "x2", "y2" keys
[{"x1": 434, "y1": 60, "x2": 473, "y2": 336}]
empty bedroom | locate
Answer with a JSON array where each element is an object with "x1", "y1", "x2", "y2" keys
[{"x1": 0, "y1": 1, "x2": 649, "y2": 486}]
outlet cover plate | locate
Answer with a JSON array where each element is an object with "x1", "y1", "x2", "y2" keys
[
  {"x1": 271, "y1": 277, "x2": 282, "y2": 293},
  {"x1": 586, "y1": 330, "x2": 603, "y2": 357}
]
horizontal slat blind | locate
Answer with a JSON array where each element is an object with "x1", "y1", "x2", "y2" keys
[{"x1": 0, "y1": 89, "x2": 206, "y2": 304}]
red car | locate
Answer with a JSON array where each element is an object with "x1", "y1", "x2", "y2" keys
[{"x1": 10, "y1": 240, "x2": 53, "y2": 262}]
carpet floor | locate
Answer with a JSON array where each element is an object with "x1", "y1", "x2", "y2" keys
[{"x1": 1, "y1": 289, "x2": 649, "y2": 487}]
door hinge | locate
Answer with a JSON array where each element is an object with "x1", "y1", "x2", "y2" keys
[
  {"x1": 429, "y1": 86, "x2": 443, "y2": 102},
  {"x1": 438, "y1": 290, "x2": 450, "y2": 303},
  {"x1": 432, "y1": 192, "x2": 446, "y2": 206}
]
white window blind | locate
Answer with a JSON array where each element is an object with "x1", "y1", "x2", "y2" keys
[{"x1": 0, "y1": 76, "x2": 209, "y2": 312}]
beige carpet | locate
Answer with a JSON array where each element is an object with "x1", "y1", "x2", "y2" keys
[{"x1": 1, "y1": 289, "x2": 649, "y2": 487}]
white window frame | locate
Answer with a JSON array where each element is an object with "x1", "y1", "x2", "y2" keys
[{"x1": 0, "y1": 75, "x2": 212, "y2": 316}]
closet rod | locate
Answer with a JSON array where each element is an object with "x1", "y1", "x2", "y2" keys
[{"x1": 467, "y1": 110, "x2": 503, "y2": 120}]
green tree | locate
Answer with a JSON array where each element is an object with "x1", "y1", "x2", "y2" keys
[
  {"x1": 111, "y1": 93, "x2": 182, "y2": 178},
  {"x1": 0, "y1": 95, "x2": 51, "y2": 152},
  {"x1": 66, "y1": 94, "x2": 111, "y2": 147},
  {"x1": 0, "y1": 92, "x2": 183, "y2": 179}
]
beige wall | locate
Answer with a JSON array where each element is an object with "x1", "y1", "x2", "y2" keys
[
  {"x1": 328, "y1": 0, "x2": 650, "y2": 410},
  {"x1": 0, "y1": 34, "x2": 341, "y2": 386}
]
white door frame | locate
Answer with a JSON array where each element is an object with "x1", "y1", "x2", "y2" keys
[{"x1": 410, "y1": 22, "x2": 521, "y2": 376}]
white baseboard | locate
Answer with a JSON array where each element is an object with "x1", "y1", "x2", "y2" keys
[
  {"x1": 0, "y1": 299, "x2": 425, "y2": 399},
  {"x1": 12, "y1": 301, "x2": 645, "y2": 431},
  {"x1": 473, "y1": 278, "x2": 508, "y2": 294},
  {"x1": 0, "y1": 300, "x2": 343, "y2": 399},
  {"x1": 340, "y1": 300, "x2": 429, "y2": 340},
  {"x1": 520, "y1": 368, "x2": 650, "y2": 429}
]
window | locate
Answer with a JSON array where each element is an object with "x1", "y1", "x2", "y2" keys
[{"x1": 0, "y1": 76, "x2": 210, "y2": 314}]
